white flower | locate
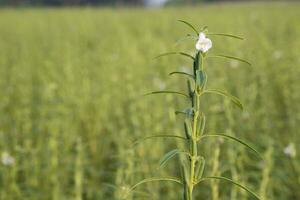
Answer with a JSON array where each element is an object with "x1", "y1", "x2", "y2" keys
[
  {"x1": 283, "y1": 143, "x2": 296, "y2": 158},
  {"x1": 195, "y1": 32, "x2": 212, "y2": 53},
  {"x1": 1, "y1": 152, "x2": 15, "y2": 166}
]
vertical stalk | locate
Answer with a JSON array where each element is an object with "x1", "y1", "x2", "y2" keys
[{"x1": 185, "y1": 51, "x2": 204, "y2": 200}]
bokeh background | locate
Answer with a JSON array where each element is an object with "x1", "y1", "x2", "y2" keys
[{"x1": 0, "y1": 1, "x2": 299, "y2": 200}]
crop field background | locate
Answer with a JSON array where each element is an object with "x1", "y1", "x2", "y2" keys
[{"x1": 0, "y1": 3, "x2": 299, "y2": 200}]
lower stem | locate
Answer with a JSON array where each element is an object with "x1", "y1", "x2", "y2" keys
[{"x1": 186, "y1": 94, "x2": 200, "y2": 200}]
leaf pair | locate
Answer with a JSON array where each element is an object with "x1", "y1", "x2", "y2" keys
[
  {"x1": 130, "y1": 175, "x2": 261, "y2": 200},
  {"x1": 178, "y1": 20, "x2": 244, "y2": 40}
]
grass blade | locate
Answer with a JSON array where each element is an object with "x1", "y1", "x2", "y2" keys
[
  {"x1": 144, "y1": 91, "x2": 189, "y2": 98},
  {"x1": 178, "y1": 20, "x2": 199, "y2": 35},
  {"x1": 198, "y1": 176, "x2": 261, "y2": 200},
  {"x1": 207, "y1": 33, "x2": 244, "y2": 40},
  {"x1": 208, "y1": 54, "x2": 251, "y2": 66},
  {"x1": 203, "y1": 89, "x2": 243, "y2": 110},
  {"x1": 200, "y1": 134, "x2": 262, "y2": 159},
  {"x1": 130, "y1": 177, "x2": 182, "y2": 191}
]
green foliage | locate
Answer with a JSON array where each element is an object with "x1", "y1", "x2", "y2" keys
[
  {"x1": 134, "y1": 19, "x2": 261, "y2": 199},
  {"x1": 0, "y1": 4, "x2": 299, "y2": 200}
]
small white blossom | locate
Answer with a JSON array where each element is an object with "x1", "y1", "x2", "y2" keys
[
  {"x1": 1, "y1": 152, "x2": 15, "y2": 166},
  {"x1": 283, "y1": 143, "x2": 296, "y2": 158},
  {"x1": 195, "y1": 32, "x2": 212, "y2": 53}
]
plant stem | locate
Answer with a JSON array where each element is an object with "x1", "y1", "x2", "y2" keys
[{"x1": 186, "y1": 51, "x2": 205, "y2": 200}]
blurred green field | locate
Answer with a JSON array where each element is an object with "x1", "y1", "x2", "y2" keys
[{"x1": 0, "y1": 3, "x2": 299, "y2": 200}]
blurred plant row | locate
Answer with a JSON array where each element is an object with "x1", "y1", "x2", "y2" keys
[{"x1": 0, "y1": 4, "x2": 299, "y2": 200}]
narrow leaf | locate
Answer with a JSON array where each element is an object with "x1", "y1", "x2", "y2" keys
[
  {"x1": 175, "y1": 108, "x2": 194, "y2": 117},
  {"x1": 187, "y1": 79, "x2": 194, "y2": 97},
  {"x1": 197, "y1": 112, "x2": 206, "y2": 137},
  {"x1": 179, "y1": 52, "x2": 195, "y2": 60},
  {"x1": 132, "y1": 134, "x2": 187, "y2": 147},
  {"x1": 193, "y1": 51, "x2": 201, "y2": 72},
  {"x1": 155, "y1": 52, "x2": 195, "y2": 60},
  {"x1": 178, "y1": 20, "x2": 199, "y2": 35},
  {"x1": 200, "y1": 134, "x2": 262, "y2": 159},
  {"x1": 203, "y1": 89, "x2": 243, "y2": 110},
  {"x1": 175, "y1": 110, "x2": 187, "y2": 115},
  {"x1": 198, "y1": 176, "x2": 261, "y2": 200},
  {"x1": 195, "y1": 157, "x2": 205, "y2": 181},
  {"x1": 196, "y1": 70, "x2": 207, "y2": 90},
  {"x1": 169, "y1": 71, "x2": 194, "y2": 79},
  {"x1": 208, "y1": 54, "x2": 251, "y2": 66},
  {"x1": 159, "y1": 149, "x2": 186, "y2": 168},
  {"x1": 207, "y1": 33, "x2": 244, "y2": 40},
  {"x1": 130, "y1": 177, "x2": 182, "y2": 191},
  {"x1": 201, "y1": 26, "x2": 208, "y2": 32},
  {"x1": 184, "y1": 118, "x2": 193, "y2": 139},
  {"x1": 145, "y1": 91, "x2": 189, "y2": 98}
]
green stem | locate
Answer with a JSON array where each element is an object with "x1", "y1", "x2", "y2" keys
[{"x1": 185, "y1": 51, "x2": 205, "y2": 200}]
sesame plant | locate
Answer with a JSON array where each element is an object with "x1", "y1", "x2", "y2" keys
[{"x1": 132, "y1": 20, "x2": 262, "y2": 200}]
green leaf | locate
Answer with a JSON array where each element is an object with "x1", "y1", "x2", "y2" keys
[
  {"x1": 193, "y1": 51, "x2": 201, "y2": 72},
  {"x1": 200, "y1": 134, "x2": 263, "y2": 159},
  {"x1": 197, "y1": 112, "x2": 206, "y2": 137},
  {"x1": 196, "y1": 70, "x2": 207, "y2": 90},
  {"x1": 197, "y1": 176, "x2": 261, "y2": 200},
  {"x1": 175, "y1": 110, "x2": 187, "y2": 115},
  {"x1": 187, "y1": 79, "x2": 194, "y2": 97},
  {"x1": 169, "y1": 71, "x2": 194, "y2": 79},
  {"x1": 155, "y1": 52, "x2": 195, "y2": 60},
  {"x1": 179, "y1": 52, "x2": 195, "y2": 60},
  {"x1": 184, "y1": 118, "x2": 193, "y2": 139},
  {"x1": 178, "y1": 20, "x2": 199, "y2": 35},
  {"x1": 195, "y1": 157, "x2": 205, "y2": 181},
  {"x1": 159, "y1": 149, "x2": 186, "y2": 168},
  {"x1": 203, "y1": 89, "x2": 243, "y2": 110},
  {"x1": 132, "y1": 134, "x2": 187, "y2": 147},
  {"x1": 201, "y1": 26, "x2": 208, "y2": 32},
  {"x1": 130, "y1": 177, "x2": 182, "y2": 191},
  {"x1": 175, "y1": 108, "x2": 194, "y2": 117},
  {"x1": 144, "y1": 91, "x2": 189, "y2": 98},
  {"x1": 207, "y1": 33, "x2": 244, "y2": 40},
  {"x1": 208, "y1": 54, "x2": 251, "y2": 66}
]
